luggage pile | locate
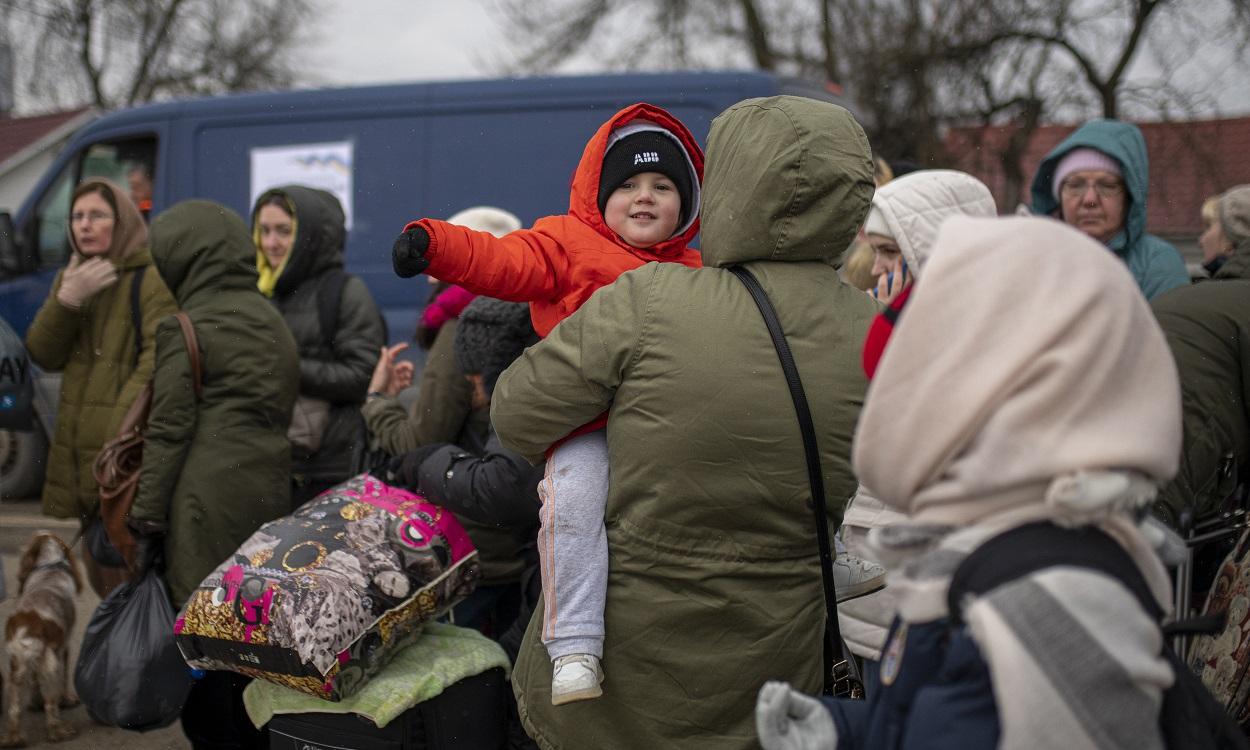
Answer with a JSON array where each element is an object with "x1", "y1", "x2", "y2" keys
[{"x1": 174, "y1": 474, "x2": 480, "y2": 700}]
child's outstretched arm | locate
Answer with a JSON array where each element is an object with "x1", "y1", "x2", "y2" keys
[{"x1": 394, "y1": 218, "x2": 568, "y2": 303}]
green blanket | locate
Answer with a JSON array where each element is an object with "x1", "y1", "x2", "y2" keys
[{"x1": 243, "y1": 623, "x2": 511, "y2": 729}]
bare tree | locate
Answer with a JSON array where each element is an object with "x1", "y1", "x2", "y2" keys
[
  {"x1": 1, "y1": 0, "x2": 316, "y2": 113},
  {"x1": 489, "y1": 0, "x2": 1249, "y2": 168}
]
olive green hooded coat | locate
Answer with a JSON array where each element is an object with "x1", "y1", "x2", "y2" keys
[
  {"x1": 132, "y1": 200, "x2": 299, "y2": 605},
  {"x1": 493, "y1": 96, "x2": 878, "y2": 750},
  {"x1": 25, "y1": 179, "x2": 178, "y2": 521},
  {"x1": 1152, "y1": 280, "x2": 1250, "y2": 526}
]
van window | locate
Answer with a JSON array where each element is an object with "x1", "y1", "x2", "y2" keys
[{"x1": 31, "y1": 136, "x2": 156, "y2": 269}]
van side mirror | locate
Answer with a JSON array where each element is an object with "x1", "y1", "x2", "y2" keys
[{"x1": 0, "y1": 212, "x2": 18, "y2": 274}]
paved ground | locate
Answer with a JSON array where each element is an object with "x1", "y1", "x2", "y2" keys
[{"x1": 0, "y1": 498, "x2": 189, "y2": 749}]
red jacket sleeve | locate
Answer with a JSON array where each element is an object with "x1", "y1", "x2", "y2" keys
[{"x1": 407, "y1": 218, "x2": 569, "y2": 303}]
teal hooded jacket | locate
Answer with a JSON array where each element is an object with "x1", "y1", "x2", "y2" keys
[{"x1": 1031, "y1": 119, "x2": 1189, "y2": 300}]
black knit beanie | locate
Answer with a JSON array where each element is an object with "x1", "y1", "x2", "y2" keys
[
  {"x1": 597, "y1": 130, "x2": 694, "y2": 226},
  {"x1": 454, "y1": 298, "x2": 539, "y2": 396}
]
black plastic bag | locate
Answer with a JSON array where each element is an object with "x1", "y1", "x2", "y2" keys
[{"x1": 74, "y1": 563, "x2": 193, "y2": 730}]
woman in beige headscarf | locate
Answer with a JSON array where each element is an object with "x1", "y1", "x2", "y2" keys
[
  {"x1": 757, "y1": 216, "x2": 1181, "y2": 749},
  {"x1": 24, "y1": 179, "x2": 177, "y2": 596}
]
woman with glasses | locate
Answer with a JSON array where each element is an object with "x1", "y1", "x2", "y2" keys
[
  {"x1": 24, "y1": 179, "x2": 177, "y2": 597},
  {"x1": 1029, "y1": 120, "x2": 1189, "y2": 300}
]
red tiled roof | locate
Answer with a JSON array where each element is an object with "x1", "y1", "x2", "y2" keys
[
  {"x1": 0, "y1": 108, "x2": 92, "y2": 166},
  {"x1": 945, "y1": 116, "x2": 1250, "y2": 238}
]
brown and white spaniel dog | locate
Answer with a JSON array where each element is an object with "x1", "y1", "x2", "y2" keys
[{"x1": 2, "y1": 532, "x2": 82, "y2": 747}]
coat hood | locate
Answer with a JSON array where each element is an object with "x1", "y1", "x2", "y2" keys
[
  {"x1": 252, "y1": 185, "x2": 347, "y2": 296},
  {"x1": 1031, "y1": 120, "x2": 1150, "y2": 253},
  {"x1": 150, "y1": 200, "x2": 261, "y2": 306},
  {"x1": 67, "y1": 178, "x2": 148, "y2": 263},
  {"x1": 568, "y1": 102, "x2": 703, "y2": 257},
  {"x1": 864, "y1": 170, "x2": 997, "y2": 276},
  {"x1": 700, "y1": 96, "x2": 874, "y2": 267}
]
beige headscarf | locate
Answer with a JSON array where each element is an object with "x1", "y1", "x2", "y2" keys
[
  {"x1": 853, "y1": 215, "x2": 1181, "y2": 528},
  {"x1": 67, "y1": 178, "x2": 148, "y2": 262}
]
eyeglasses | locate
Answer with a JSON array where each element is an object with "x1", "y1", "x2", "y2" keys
[
  {"x1": 1060, "y1": 179, "x2": 1125, "y2": 199},
  {"x1": 70, "y1": 210, "x2": 115, "y2": 225}
]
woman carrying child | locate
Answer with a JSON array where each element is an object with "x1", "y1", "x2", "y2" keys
[{"x1": 392, "y1": 102, "x2": 703, "y2": 704}]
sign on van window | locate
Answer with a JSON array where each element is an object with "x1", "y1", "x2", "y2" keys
[{"x1": 250, "y1": 141, "x2": 354, "y2": 229}]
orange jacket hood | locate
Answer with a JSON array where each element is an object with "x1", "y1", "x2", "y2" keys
[{"x1": 568, "y1": 102, "x2": 703, "y2": 256}]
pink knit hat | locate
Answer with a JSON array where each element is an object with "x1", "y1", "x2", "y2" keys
[{"x1": 1052, "y1": 147, "x2": 1122, "y2": 199}]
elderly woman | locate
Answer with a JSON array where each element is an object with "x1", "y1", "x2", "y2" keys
[
  {"x1": 1029, "y1": 120, "x2": 1188, "y2": 300},
  {"x1": 1199, "y1": 184, "x2": 1250, "y2": 280},
  {"x1": 758, "y1": 216, "x2": 1183, "y2": 749},
  {"x1": 24, "y1": 178, "x2": 177, "y2": 597}
]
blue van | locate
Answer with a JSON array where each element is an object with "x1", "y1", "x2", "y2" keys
[{"x1": 0, "y1": 70, "x2": 848, "y2": 497}]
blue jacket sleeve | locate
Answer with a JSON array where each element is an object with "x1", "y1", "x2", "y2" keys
[{"x1": 1138, "y1": 235, "x2": 1190, "y2": 300}]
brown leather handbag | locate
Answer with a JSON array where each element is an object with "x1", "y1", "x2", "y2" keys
[{"x1": 94, "y1": 311, "x2": 202, "y2": 569}]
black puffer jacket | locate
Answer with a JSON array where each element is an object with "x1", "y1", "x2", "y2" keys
[
  {"x1": 254, "y1": 185, "x2": 385, "y2": 488},
  {"x1": 416, "y1": 431, "x2": 543, "y2": 527}
]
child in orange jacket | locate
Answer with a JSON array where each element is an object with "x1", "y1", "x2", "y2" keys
[{"x1": 392, "y1": 102, "x2": 703, "y2": 705}]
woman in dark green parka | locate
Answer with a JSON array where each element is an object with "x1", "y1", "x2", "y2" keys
[
  {"x1": 132, "y1": 200, "x2": 299, "y2": 750},
  {"x1": 131, "y1": 200, "x2": 299, "y2": 606}
]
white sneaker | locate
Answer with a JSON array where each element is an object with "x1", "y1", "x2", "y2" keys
[
  {"x1": 833, "y1": 553, "x2": 886, "y2": 603},
  {"x1": 551, "y1": 653, "x2": 604, "y2": 706}
]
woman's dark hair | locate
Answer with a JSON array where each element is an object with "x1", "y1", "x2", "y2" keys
[
  {"x1": 259, "y1": 193, "x2": 294, "y2": 216},
  {"x1": 70, "y1": 182, "x2": 119, "y2": 220}
]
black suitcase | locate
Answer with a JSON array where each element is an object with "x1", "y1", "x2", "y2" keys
[{"x1": 268, "y1": 667, "x2": 508, "y2": 750}]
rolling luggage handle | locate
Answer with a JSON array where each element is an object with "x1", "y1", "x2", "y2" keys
[{"x1": 728, "y1": 264, "x2": 863, "y2": 699}]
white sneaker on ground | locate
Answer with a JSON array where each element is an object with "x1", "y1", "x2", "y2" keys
[
  {"x1": 833, "y1": 553, "x2": 886, "y2": 603},
  {"x1": 551, "y1": 653, "x2": 604, "y2": 706}
]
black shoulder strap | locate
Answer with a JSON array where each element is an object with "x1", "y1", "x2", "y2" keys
[
  {"x1": 316, "y1": 268, "x2": 350, "y2": 349},
  {"x1": 948, "y1": 522, "x2": 1163, "y2": 626},
  {"x1": 729, "y1": 264, "x2": 844, "y2": 696},
  {"x1": 129, "y1": 265, "x2": 147, "y2": 366}
]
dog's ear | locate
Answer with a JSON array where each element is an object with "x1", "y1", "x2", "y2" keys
[
  {"x1": 53, "y1": 534, "x2": 84, "y2": 594},
  {"x1": 17, "y1": 533, "x2": 44, "y2": 595}
]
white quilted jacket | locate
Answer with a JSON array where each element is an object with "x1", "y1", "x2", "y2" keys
[{"x1": 841, "y1": 170, "x2": 996, "y2": 660}]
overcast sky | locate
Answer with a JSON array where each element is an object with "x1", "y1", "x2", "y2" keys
[
  {"x1": 306, "y1": 1, "x2": 516, "y2": 88},
  {"x1": 302, "y1": 1, "x2": 1250, "y2": 120}
]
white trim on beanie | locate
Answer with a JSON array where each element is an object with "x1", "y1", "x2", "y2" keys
[{"x1": 1052, "y1": 148, "x2": 1122, "y2": 200}]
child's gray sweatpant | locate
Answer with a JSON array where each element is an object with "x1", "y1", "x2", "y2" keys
[{"x1": 538, "y1": 429, "x2": 610, "y2": 662}]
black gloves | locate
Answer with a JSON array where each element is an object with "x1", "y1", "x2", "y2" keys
[
  {"x1": 392, "y1": 225, "x2": 431, "y2": 278},
  {"x1": 385, "y1": 443, "x2": 447, "y2": 489}
]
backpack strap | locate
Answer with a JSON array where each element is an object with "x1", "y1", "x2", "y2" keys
[
  {"x1": 728, "y1": 264, "x2": 851, "y2": 697},
  {"x1": 129, "y1": 265, "x2": 147, "y2": 367},
  {"x1": 316, "y1": 268, "x2": 350, "y2": 350},
  {"x1": 947, "y1": 522, "x2": 1162, "y2": 626}
]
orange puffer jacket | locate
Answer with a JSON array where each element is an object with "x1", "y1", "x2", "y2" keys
[{"x1": 403, "y1": 102, "x2": 703, "y2": 338}]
